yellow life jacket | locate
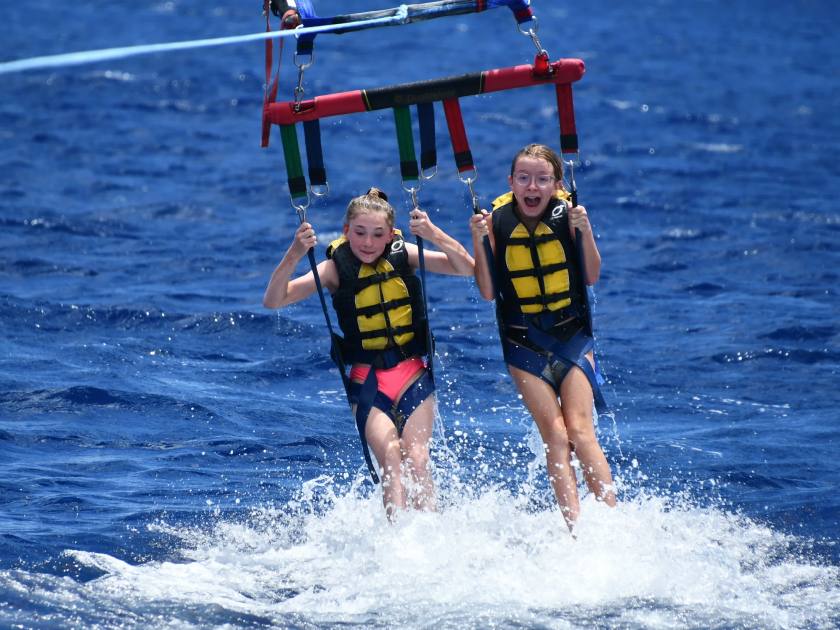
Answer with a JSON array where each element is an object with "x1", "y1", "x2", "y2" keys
[
  {"x1": 491, "y1": 191, "x2": 585, "y2": 323},
  {"x1": 327, "y1": 230, "x2": 426, "y2": 362}
]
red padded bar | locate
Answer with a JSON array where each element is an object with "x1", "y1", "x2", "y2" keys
[{"x1": 265, "y1": 58, "x2": 585, "y2": 126}]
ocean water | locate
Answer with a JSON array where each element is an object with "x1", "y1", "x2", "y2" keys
[{"x1": 1, "y1": 1, "x2": 838, "y2": 628}]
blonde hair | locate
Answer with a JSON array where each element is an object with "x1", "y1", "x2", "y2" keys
[
  {"x1": 344, "y1": 187, "x2": 395, "y2": 228},
  {"x1": 510, "y1": 143, "x2": 564, "y2": 183}
]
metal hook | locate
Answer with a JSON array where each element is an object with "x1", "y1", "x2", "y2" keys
[
  {"x1": 517, "y1": 16, "x2": 548, "y2": 58},
  {"x1": 291, "y1": 193, "x2": 310, "y2": 223},
  {"x1": 402, "y1": 183, "x2": 420, "y2": 210},
  {"x1": 458, "y1": 167, "x2": 481, "y2": 213},
  {"x1": 292, "y1": 38, "x2": 314, "y2": 111},
  {"x1": 563, "y1": 154, "x2": 580, "y2": 180}
]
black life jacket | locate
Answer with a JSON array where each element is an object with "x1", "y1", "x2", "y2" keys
[
  {"x1": 491, "y1": 191, "x2": 587, "y2": 329},
  {"x1": 326, "y1": 230, "x2": 427, "y2": 367}
]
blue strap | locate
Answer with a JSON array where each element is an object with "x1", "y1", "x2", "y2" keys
[
  {"x1": 292, "y1": 0, "x2": 319, "y2": 55},
  {"x1": 303, "y1": 119, "x2": 326, "y2": 187},
  {"x1": 525, "y1": 323, "x2": 608, "y2": 414},
  {"x1": 416, "y1": 102, "x2": 437, "y2": 173},
  {"x1": 353, "y1": 368, "x2": 381, "y2": 483}
]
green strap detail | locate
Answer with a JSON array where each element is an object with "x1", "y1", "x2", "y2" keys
[
  {"x1": 393, "y1": 106, "x2": 419, "y2": 182},
  {"x1": 279, "y1": 124, "x2": 307, "y2": 199}
]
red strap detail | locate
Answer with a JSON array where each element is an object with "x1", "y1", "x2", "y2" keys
[
  {"x1": 261, "y1": 4, "x2": 274, "y2": 147},
  {"x1": 475, "y1": 0, "x2": 487, "y2": 11},
  {"x1": 514, "y1": 8, "x2": 533, "y2": 21},
  {"x1": 442, "y1": 98, "x2": 474, "y2": 172},
  {"x1": 262, "y1": 5, "x2": 291, "y2": 148},
  {"x1": 533, "y1": 52, "x2": 551, "y2": 78},
  {"x1": 555, "y1": 83, "x2": 579, "y2": 154}
]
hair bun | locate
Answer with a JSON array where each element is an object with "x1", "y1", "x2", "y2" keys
[{"x1": 366, "y1": 187, "x2": 389, "y2": 202}]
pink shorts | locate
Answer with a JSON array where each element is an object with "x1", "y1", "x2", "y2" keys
[{"x1": 349, "y1": 356, "x2": 426, "y2": 401}]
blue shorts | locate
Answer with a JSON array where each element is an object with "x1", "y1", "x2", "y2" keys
[
  {"x1": 348, "y1": 367, "x2": 435, "y2": 435},
  {"x1": 503, "y1": 319, "x2": 586, "y2": 393}
]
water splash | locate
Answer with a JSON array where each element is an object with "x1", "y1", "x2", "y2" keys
[{"x1": 2, "y1": 477, "x2": 836, "y2": 629}]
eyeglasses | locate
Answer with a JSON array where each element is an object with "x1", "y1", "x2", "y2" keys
[{"x1": 512, "y1": 172, "x2": 556, "y2": 188}]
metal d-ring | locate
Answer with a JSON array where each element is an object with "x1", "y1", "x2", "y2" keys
[
  {"x1": 309, "y1": 182, "x2": 329, "y2": 198},
  {"x1": 420, "y1": 165, "x2": 437, "y2": 181}
]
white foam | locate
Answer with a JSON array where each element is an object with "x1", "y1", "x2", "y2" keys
[{"x1": 45, "y1": 478, "x2": 840, "y2": 628}]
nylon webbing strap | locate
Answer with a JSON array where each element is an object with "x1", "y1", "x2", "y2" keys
[
  {"x1": 302, "y1": 119, "x2": 326, "y2": 186},
  {"x1": 279, "y1": 124, "x2": 308, "y2": 199},
  {"x1": 391, "y1": 106, "x2": 434, "y2": 381},
  {"x1": 442, "y1": 98, "x2": 474, "y2": 172},
  {"x1": 292, "y1": 0, "x2": 318, "y2": 55},
  {"x1": 501, "y1": 0, "x2": 533, "y2": 22},
  {"x1": 261, "y1": 1, "x2": 281, "y2": 148},
  {"x1": 555, "y1": 83, "x2": 579, "y2": 154},
  {"x1": 393, "y1": 106, "x2": 420, "y2": 182},
  {"x1": 416, "y1": 102, "x2": 437, "y2": 173}
]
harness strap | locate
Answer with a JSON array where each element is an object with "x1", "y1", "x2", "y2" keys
[
  {"x1": 261, "y1": 2, "x2": 282, "y2": 148},
  {"x1": 353, "y1": 367, "x2": 381, "y2": 483},
  {"x1": 442, "y1": 98, "x2": 475, "y2": 173},
  {"x1": 354, "y1": 295, "x2": 413, "y2": 318},
  {"x1": 391, "y1": 105, "x2": 435, "y2": 383},
  {"x1": 507, "y1": 262, "x2": 568, "y2": 278},
  {"x1": 417, "y1": 102, "x2": 437, "y2": 175},
  {"x1": 393, "y1": 105, "x2": 420, "y2": 182},
  {"x1": 279, "y1": 124, "x2": 308, "y2": 200},
  {"x1": 339, "y1": 337, "x2": 426, "y2": 369},
  {"x1": 441, "y1": 97, "x2": 505, "y2": 350},
  {"x1": 508, "y1": 233, "x2": 559, "y2": 245},
  {"x1": 524, "y1": 324, "x2": 608, "y2": 413},
  {"x1": 555, "y1": 83, "x2": 578, "y2": 155},
  {"x1": 302, "y1": 119, "x2": 327, "y2": 188},
  {"x1": 349, "y1": 363, "x2": 435, "y2": 483},
  {"x1": 357, "y1": 324, "x2": 415, "y2": 341}
]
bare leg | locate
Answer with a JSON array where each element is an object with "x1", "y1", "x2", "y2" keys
[
  {"x1": 559, "y1": 353, "x2": 616, "y2": 506},
  {"x1": 399, "y1": 394, "x2": 436, "y2": 511},
  {"x1": 509, "y1": 365, "x2": 580, "y2": 529},
  {"x1": 362, "y1": 408, "x2": 406, "y2": 520}
]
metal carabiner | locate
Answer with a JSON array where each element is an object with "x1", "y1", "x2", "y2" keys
[
  {"x1": 292, "y1": 30, "x2": 314, "y2": 111},
  {"x1": 291, "y1": 193, "x2": 311, "y2": 223},
  {"x1": 402, "y1": 183, "x2": 420, "y2": 210},
  {"x1": 458, "y1": 167, "x2": 481, "y2": 213},
  {"x1": 563, "y1": 154, "x2": 580, "y2": 202},
  {"x1": 517, "y1": 16, "x2": 548, "y2": 58}
]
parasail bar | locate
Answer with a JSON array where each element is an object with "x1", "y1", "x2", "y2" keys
[{"x1": 265, "y1": 58, "x2": 584, "y2": 125}]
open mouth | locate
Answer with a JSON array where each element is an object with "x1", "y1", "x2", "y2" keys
[{"x1": 523, "y1": 195, "x2": 543, "y2": 209}]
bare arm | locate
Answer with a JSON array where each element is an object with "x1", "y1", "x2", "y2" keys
[
  {"x1": 470, "y1": 210, "x2": 496, "y2": 301},
  {"x1": 405, "y1": 208, "x2": 475, "y2": 276},
  {"x1": 568, "y1": 204, "x2": 601, "y2": 285},
  {"x1": 263, "y1": 222, "x2": 338, "y2": 308}
]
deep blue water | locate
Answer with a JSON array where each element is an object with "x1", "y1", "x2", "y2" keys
[{"x1": 1, "y1": 1, "x2": 838, "y2": 628}]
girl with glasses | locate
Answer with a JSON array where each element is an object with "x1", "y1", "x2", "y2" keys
[{"x1": 470, "y1": 143, "x2": 616, "y2": 530}]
